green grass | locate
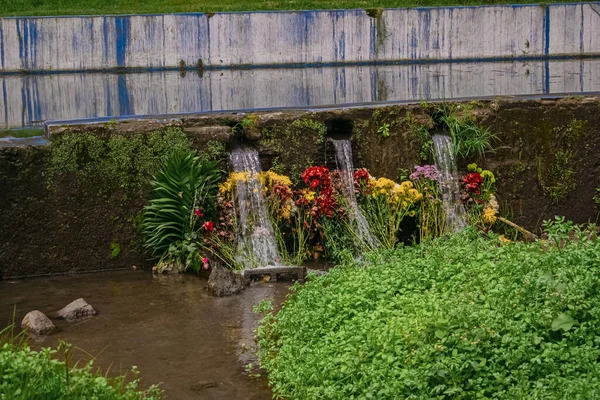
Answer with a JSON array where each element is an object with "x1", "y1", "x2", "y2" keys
[
  {"x1": 0, "y1": 0, "x2": 582, "y2": 18},
  {"x1": 256, "y1": 228, "x2": 600, "y2": 399},
  {"x1": 0, "y1": 129, "x2": 44, "y2": 139},
  {"x1": 0, "y1": 326, "x2": 163, "y2": 399}
]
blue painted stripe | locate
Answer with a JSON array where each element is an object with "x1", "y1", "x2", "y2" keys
[
  {"x1": 102, "y1": 17, "x2": 110, "y2": 65},
  {"x1": 2, "y1": 78, "x2": 8, "y2": 127},
  {"x1": 0, "y1": 22, "x2": 4, "y2": 70},
  {"x1": 544, "y1": 5, "x2": 550, "y2": 57},
  {"x1": 16, "y1": 20, "x2": 23, "y2": 67},
  {"x1": 115, "y1": 16, "x2": 130, "y2": 68},
  {"x1": 117, "y1": 74, "x2": 131, "y2": 115}
]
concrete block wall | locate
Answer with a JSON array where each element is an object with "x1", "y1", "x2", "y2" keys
[{"x1": 1, "y1": 3, "x2": 599, "y2": 73}]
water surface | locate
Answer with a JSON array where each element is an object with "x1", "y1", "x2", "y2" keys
[{"x1": 0, "y1": 271, "x2": 291, "y2": 399}]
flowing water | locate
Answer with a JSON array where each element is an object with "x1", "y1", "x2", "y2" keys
[
  {"x1": 230, "y1": 147, "x2": 281, "y2": 268},
  {"x1": 432, "y1": 134, "x2": 467, "y2": 232},
  {"x1": 0, "y1": 271, "x2": 291, "y2": 399},
  {"x1": 330, "y1": 139, "x2": 377, "y2": 248}
]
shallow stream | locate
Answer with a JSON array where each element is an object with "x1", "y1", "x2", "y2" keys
[{"x1": 0, "y1": 271, "x2": 291, "y2": 399}]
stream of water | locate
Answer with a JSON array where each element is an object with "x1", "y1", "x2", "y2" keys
[
  {"x1": 0, "y1": 271, "x2": 290, "y2": 399},
  {"x1": 230, "y1": 147, "x2": 281, "y2": 268},
  {"x1": 432, "y1": 134, "x2": 467, "y2": 233},
  {"x1": 330, "y1": 139, "x2": 377, "y2": 248}
]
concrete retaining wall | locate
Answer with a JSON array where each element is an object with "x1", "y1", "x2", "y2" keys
[
  {"x1": 3, "y1": 59, "x2": 600, "y2": 130},
  {"x1": 1, "y1": 3, "x2": 599, "y2": 73}
]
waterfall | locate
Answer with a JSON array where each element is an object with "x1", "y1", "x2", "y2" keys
[
  {"x1": 330, "y1": 139, "x2": 377, "y2": 248},
  {"x1": 230, "y1": 147, "x2": 281, "y2": 268},
  {"x1": 432, "y1": 134, "x2": 467, "y2": 233}
]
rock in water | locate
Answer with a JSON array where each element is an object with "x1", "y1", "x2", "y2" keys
[
  {"x1": 207, "y1": 265, "x2": 248, "y2": 297},
  {"x1": 57, "y1": 298, "x2": 97, "y2": 320},
  {"x1": 21, "y1": 310, "x2": 55, "y2": 335}
]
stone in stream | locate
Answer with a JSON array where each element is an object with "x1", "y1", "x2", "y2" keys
[
  {"x1": 21, "y1": 310, "x2": 55, "y2": 335},
  {"x1": 207, "y1": 265, "x2": 249, "y2": 297},
  {"x1": 57, "y1": 298, "x2": 97, "y2": 320}
]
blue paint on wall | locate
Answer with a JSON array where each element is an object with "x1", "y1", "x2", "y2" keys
[
  {"x1": 25, "y1": 20, "x2": 38, "y2": 69},
  {"x1": 115, "y1": 17, "x2": 130, "y2": 68},
  {"x1": 580, "y1": 5, "x2": 584, "y2": 54},
  {"x1": 0, "y1": 23, "x2": 4, "y2": 70},
  {"x1": 102, "y1": 17, "x2": 110, "y2": 65},
  {"x1": 543, "y1": 6, "x2": 550, "y2": 94},
  {"x1": 2, "y1": 79, "x2": 7, "y2": 126},
  {"x1": 16, "y1": 21, "x2": 23, "y2": 69},
  {"x1": 544, "y1": 5, "x2": 550, "y2": 56},
  {"x1": 105, "y1": 79, "x2": 112, "y2": 116},
  {"x1": 117, "y1": 74, "x2": 131, "y2": 115}
]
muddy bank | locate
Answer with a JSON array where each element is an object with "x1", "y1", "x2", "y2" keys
[{"x1": 0, "y1": 271, "x2": 290, "y2": 399}]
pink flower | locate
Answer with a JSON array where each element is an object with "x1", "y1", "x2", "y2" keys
[
  {"x1": 194, "y1": 208, "x2": 204, "y2": 217},
  {"x1": 203, "y1": 257, "x2": 209, "y2": 263},
  {"x1": 203, "y1": 221, "x2": 214, "y2": 232}
]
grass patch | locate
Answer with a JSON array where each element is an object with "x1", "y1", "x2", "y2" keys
[
  {"x1": 2, "y1": 0, "x2": 578, "y2": 18},
  {"x1": 256, "y1": 229, "x2": 600, "y2": 399},
  {"x1": 0, "y1": 129, "x2": 44, "y2": 139},
  {"x1": 0, "y1": 326, "x2": 162, "y2": 399}
]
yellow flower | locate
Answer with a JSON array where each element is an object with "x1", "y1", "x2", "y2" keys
[
  {"x1": 499, "y1": 235, "x2": 511, "y2": 245},
  {"x1": 264, "y1": 171, "x2": 292, "y2": 187},
  {"x1": 304, "y1": 190, "x2": 316, "y2": 202},
  {"x1": 482, "y1": 207, "x2": 497, "y2": 225}
]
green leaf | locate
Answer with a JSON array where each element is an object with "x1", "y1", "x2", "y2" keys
[{"x1": 551, "y1": 313, "x2": 576, "y2": 332}]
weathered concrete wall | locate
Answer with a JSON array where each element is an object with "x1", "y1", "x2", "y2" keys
[
  {"x1": 2, "y1": 96, "x2": 599, "y2": 278},
  {"x1": 1, "y1": 3, "x2": 599, "y2": 73},
  {"x1": 2, "y1": 58, "x2": 600, "y2": 129}
]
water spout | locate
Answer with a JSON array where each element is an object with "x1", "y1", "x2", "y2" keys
[
  {"x1": 230, "y1": 147, "x2": 281, "y2": 268},
  {"x1": 330, "y1": 139, "x2": 377, "y2": 248},
  {"x1": 432, "y1": 134, "x2": 467, "y2": 233}
]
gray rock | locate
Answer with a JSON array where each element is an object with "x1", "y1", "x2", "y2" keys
[
  {"x1": 57, "y1": 298, "x2": 97, "y2": 320},
  {"x1": 21, "y1": 310, "x2": 55, "y2": 335},
  {"x1": 207, "y1": 265, "x2": 249, "y2": 297}
]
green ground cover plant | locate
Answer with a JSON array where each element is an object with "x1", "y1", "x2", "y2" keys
[
  {"x1": 256, "y1": 227, "x2": 600, "y2": 399},
  {"x1": 0, "y1": 327, "x2": 162, "y2": 399},
  {"x1": 1, "y1": 0, "x2": 578, "y2": 18}
]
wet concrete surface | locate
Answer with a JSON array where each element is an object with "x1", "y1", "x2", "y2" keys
[
  {"x1": 0, "y1": 270, "x2": 292, "y2": 399},
  {"x1": 3, "y1": 58, "x2": 600, "y2": 130}
]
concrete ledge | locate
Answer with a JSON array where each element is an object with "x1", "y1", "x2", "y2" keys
[
  {"x1": 242, "y1": 266, "x2": 307, "y2": 283},
  {"x1": 1, "y1": 3, "x2": 599, "y2": 73}
]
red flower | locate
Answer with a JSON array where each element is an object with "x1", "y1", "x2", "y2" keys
[
  {"x1": 354, "y1": 168, "x2": 370, "y2": 184},
  {"x1": 194, "y1": 208, "x2": 204, "y2": 217},
  {"x1": 463, "y1": 172, "x2": 483, "y2": 194},
  {"x1": 301, "y1": 166, "x2": 332, "y2": 190},
  {"x1": 203, "y1": 221, "x2": 214, "y2": 232}
]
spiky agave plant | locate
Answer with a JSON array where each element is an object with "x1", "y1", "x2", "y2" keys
[{"x1": 142, "y1": 151, "x2": 222, "y2": 272}]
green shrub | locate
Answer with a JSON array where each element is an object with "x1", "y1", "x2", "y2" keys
[
  {"x1": 47, "y1": 128, "x2": 192, "y2": 191},
  {"x1": 0, "y1": 337, "x2": 162, "y2": 399},
  {"x1": 141, "y1": 151, "x2": 222, "y2": 272},
  {"x1": 256, "y1": 230, "x2": 600, "y2": 399}
]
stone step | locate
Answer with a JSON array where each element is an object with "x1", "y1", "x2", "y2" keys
[{"x1": 241, "y1": 265, "x2": 306, "y2": 283}]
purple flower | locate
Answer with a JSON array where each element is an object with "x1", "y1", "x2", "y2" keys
[{"x1": 410, "y1": 165, "x2": 440, "y2": 182}]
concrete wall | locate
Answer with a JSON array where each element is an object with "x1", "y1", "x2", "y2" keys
[
  {"x1": 1, "y1": 3, "x2": 599, "y2": 73},
  {"x1": 2, "y1": 59, "x2": 600, "y2": 130}
]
